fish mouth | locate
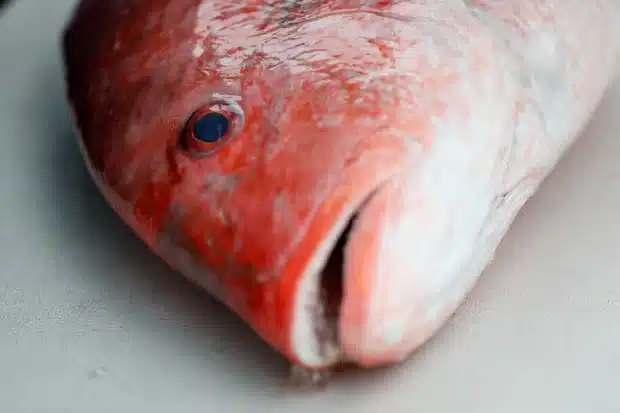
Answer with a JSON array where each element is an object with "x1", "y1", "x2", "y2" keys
[{"x1": 288, "y1": 175, "x2": 392, "y2": 370}]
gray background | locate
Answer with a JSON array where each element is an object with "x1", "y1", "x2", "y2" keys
[{"x1": 1, "y1": 1, "x2": 618, "y2": 412}]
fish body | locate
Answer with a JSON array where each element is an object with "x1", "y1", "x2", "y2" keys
[{"x1": 62, "y1": 0, "x2": 620, "y2": 372}]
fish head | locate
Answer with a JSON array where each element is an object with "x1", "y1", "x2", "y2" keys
[{"x1": 63, "y1": 0, "x2": 496, "y2": 370}]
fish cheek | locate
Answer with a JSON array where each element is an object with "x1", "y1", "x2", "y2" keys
[{"x1": 153, "y1": 192, "x2": 274, "y2": 314}]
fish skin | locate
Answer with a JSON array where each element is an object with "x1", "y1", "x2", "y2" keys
[{"x1": 62, "y1": 0, "x2": 620, "y2": 373}]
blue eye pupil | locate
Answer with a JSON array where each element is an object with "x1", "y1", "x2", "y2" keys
[{"x1": 193, "y1": 112, "x2": 230, "y2": 143}]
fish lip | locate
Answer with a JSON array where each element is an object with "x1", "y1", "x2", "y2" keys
[{"x1": 285, "y1": 170, "x2": 399, "y2": 370}]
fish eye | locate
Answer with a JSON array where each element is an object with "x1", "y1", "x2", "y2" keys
[
  {"x1": 183, "y1": 99, "x2": 245, "y2": 155},
  {"x1": 194, "y1": 112, "x2": 230, "y2": 142}
]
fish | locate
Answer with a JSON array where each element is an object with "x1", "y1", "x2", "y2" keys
[{"x1": 61, "y1": 0, "x2": 620, "y2": 379}]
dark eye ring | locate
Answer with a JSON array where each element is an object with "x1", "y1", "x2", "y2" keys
[{"x1": 183, "y1": 99, "x2": 245, "y2": 155}]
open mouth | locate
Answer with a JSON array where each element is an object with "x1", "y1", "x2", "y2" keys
[
  {"x1": 315, "y1": 214, "x2": 354, "y2": 353},
  {"x1": 287, "y1": 157, "x2": 405, "y2": 369},
  {"x1": 290, "y1": 192, "x2": 374, "y2": 369}
]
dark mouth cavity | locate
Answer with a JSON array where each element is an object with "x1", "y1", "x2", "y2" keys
[{"x1": 315, "y1": 214, "x2": 357, "y2": 354}]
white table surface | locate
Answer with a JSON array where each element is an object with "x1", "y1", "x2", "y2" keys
[{"x1": 1, "y1": 1, "x2": 619, "y2": 412}]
